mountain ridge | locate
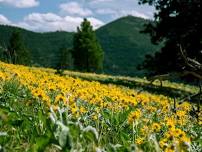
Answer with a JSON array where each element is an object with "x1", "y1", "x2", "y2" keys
[{"x1": 0, "y1": 16, "x2": 160, "y2": 76}]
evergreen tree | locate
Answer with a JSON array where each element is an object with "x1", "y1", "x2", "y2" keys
[
  {"x1": 56, "y1": 47, "x2": 73, "y2": 74},
  {"x1": 0, "y1": 45, "x2": 9, "y2": 63},
  {"x1": 0, "y1": 45, "x2": 4, "y2": 62},
  {"x1": 138, "y1": 0, "x2": 202, "y2": 75},
  {"x1": 72, "y1": 18, "x2": 104, "y2": 72},
  {"x1": 8, "y1": 30, "x2": 31, "y2": 65}
]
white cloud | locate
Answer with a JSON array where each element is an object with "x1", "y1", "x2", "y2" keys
[
  {"x1": 114, "y1": 10, "x2": 150, "y2": 19},
  {"x1": 89, "y1": 0, "x2": 154, "y2": 20},
  {"x1": 24, "y1": 13, "x2": 62, "y2": 23},
  {"x1": 0, "y1": 14, "x2": 11, "y2": 24},
  {"x1": 96, "y1": 8, "x2": 149, "y2": 19},
  {"x1": 16, "y1": 13, "x2": 104, "y2": 32},
  {"x1": 96, "y1": 8, "x2": 116, "y2": 15},
  {"x1": 0, "y1": 0, "x2": 39, "y2": 8},
  {"x1": 60, "y1": 2, "x2": 92, "y2": 17},
  {"x1": 89, "y1": 0, "x2": 113, "y2": 4},
  {"x1": 87, "y1": 17, "x2": 105, "y2": 29}
]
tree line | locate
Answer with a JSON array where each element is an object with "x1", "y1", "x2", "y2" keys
[
  {"x1": 138, "y1": 0, "x2": 201, "y2": 78},
  {"x1": 0, "y1": 18, "x2": 104, "y2": 73},
  {"x1": 0, "y1": 30, "x2": 30, "y2": 65},
  {"x1": 0, "y1": 0, "x2": 201, "y2": 78}
]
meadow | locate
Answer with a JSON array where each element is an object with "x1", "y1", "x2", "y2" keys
[{"x1": 0, "y1": 61, "x2": 201, "y2": 152}]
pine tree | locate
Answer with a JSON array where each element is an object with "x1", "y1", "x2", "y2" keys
[
  {"x1": 0, "y1": 45, "x2": 8, "y2": 62},
  {"x1": 8, "y1": 30, "x2": 31, "y2": 65},
  {"x1": 0, "y1": 45, "x2": 4, "y2": 62},
  {"x1": 138, "y1": 0, "x2": 202, "y2": 75},
  {"x1": 72, "y1": 18, "x2": 104, "y2": 72},
  {"x1": 56, "y1": 47, "x2": 73, "y2": 75}
]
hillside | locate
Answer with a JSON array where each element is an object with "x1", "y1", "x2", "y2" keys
[
  {"x1": 0, "y1": 16, "x2": 160, "y2": 76},
  {"x1": 0, "y1": 25, "x2": 74, "y2": 67},
  {"x1": 0, "y1": 62, "x2": 201, "y2": 151},
  {"x1": 96, "y1": 16, "x2": 160, "y2": 76}
]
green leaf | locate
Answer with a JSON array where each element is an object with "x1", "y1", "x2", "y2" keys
[
  {"x1": 31, "y1": 136, "x2": 51, "y2": 152},
  {"x1": 59, "y1": 128, "x2": 72, "y2": 150},
  {"x1": 83, "y1": 126, "x2": 98, "y2": 143}
]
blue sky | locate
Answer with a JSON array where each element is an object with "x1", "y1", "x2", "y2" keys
[{"x1": 0, "y1": 0, "x2": 154, "y2": 32}]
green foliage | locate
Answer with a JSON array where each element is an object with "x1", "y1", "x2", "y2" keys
[
  {"x1": 0, "y1": 78, "x2": 201, "y2": 151},
  {"x1": 7, "y1": 30, "x2": 31, "y2": 65},
  {"x1": 0, "y1": 80, "x2": 54, "y2": 152},
  {"x1": 138, "y1": 0, "x2": 202, "y2": 75},
  {"x1": 0, "y1": 16, "x2": 160, "y2": 76},
  {"x1": 56, "y1": 47, "x2": 73, "y2": 75},
  {"x1": 48, "y1": 100, "x2": 132, "y2": 152},
  {"x1": 73, "y1": 18, "x2": 104, "y2": 72},
  {"x1": 0, "y1": 45, "x2": 5, "y2": 62},
  {"x1": 0, "y1": 25, "x2": 74, "y2": 67},
  {"x1": 96, "y1": 16, "x2": 161, "y2": 76}
]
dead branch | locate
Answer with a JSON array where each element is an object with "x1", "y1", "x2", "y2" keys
[{"x1": 179, "y1": 45, "x2": 202, "y2": 74}]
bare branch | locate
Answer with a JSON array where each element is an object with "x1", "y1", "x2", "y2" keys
[{"x1": 178, "y1": 44, "x2": 202, "y2": 79}]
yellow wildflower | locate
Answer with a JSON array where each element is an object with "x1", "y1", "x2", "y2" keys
[
  {"x1": 151, "y1": 123, "x2": 161, "y2": 132},
  {"x1": 135, "y1": 137, "x2": 144, "y2": 145},
  {"x1": 128, "y1": 109, "x2": 141, "y2": 124}
]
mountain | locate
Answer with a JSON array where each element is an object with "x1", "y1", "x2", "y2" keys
[
  {"x1": 96, "y1": 16, "x2": 160, "y2": 76},
  {"x1": 0, "y1": 16, "x2": 160, "y2": 76},
  {"x1": 0, "y1": 26, "x2": 74, "y2": 67}
]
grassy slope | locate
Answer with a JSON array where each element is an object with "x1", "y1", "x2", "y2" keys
[
  {"x1": 0, "y1": 62, "x2": 201, "y2": 152},
  {"x1": 0, "y1": 16, "x2": 160, "y2": 76}
]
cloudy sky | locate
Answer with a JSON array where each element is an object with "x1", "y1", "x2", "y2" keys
[{"x1": 0, "y1": 0, "x2": 154, "y2": 32}]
